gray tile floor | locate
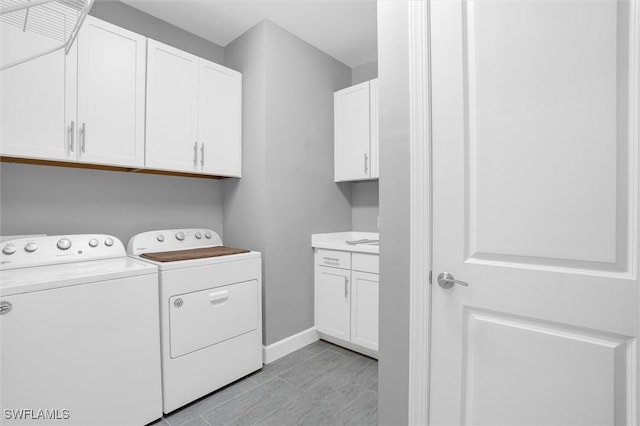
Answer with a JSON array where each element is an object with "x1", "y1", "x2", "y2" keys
[{"x1": 153, "y1": 340, "x2": 378, "y2": 426}]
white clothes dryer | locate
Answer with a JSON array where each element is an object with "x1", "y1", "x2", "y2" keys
[{"x1": 127, "y1": 229, "x2": 262, "y2": 414}]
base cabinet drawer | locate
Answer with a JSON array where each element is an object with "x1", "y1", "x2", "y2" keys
[
  {"x1": 352, "y1": 252, "x2": 379, "y2": 274},
  {"x1": 316, "y1": 249, "x2": 351, "y2": 269}
]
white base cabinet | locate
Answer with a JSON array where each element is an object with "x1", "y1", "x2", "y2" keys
[{"x1": 314, "y1": 249, "x2": 379, "y2": 356}]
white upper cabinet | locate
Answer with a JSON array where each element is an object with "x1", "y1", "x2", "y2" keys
[
  {"x1": 334, "y1": 78, "x2": 379, "y2": 182},
  {"x1": 0, "y1": 21, "x2": 76, "y2": 161},
  {"x1": 2, "y1": 19, "x2": 242, "y2": 178},
  {"x1": 77, "y1": 17, "x2": 146, "y2": 167},
  {"x1": 146, "y1": 40, "x2": 243, "y2": 176},
  {"x1": 198, "y1": 60, "x2": 242, "y2": 177},
  {"x1": 369, "y1": 78, "x2": 379, "y2": 179},
  {"x1": 145, "y1": 40, "x2": 199, "y2": 173}
]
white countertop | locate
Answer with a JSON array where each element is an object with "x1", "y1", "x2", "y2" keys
[{"x1": 311, "y1": 232, "x2": 379, "y2": 254}]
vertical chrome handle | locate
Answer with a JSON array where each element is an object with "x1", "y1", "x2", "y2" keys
[
  {"x1": 80, "y1": 123, "x2": 86, "y2": 154},
  {"x1": 68, "y1": 121, "x2": 75, "y2": 152},
  {"x1": 193, "y1": 142, "x2": 198, "y2": 166},
  {"x1": 344, "y1": 277, "x2": 349, "y2": 298},
  {"x1": 364, "y1": 153, "x2": 369, "y2": 174},
  {"x1": 201, "y1": 143, "x2": 205, "y2": 167}
]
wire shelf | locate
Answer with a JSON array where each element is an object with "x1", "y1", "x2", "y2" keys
[{"x1": 1, "y1": 0, "x2": 94, "y2": 70}]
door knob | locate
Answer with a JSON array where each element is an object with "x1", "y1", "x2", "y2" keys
[{"x1": 437, "y1": 272, "x2": 469, "y2": 289}]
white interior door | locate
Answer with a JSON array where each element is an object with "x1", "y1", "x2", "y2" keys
[
  {"x1": 145, "y1": 40, "x2": 198, "y2": 173},
  {"x1": 198, "y1": 59, "x2": 242, "y2": 177},
  {"x1": 77, "y1": 17, "x2": 146, "y2": 167},
  {"x1": 430, "y1": 1, "x2": 639, "y2": 425}
]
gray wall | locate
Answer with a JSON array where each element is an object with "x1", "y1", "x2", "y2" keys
[
  {"x1": 0, "y1": 1, "x2": 228, "y2": 245},
  {"x1": 90, "y1": 0, "x2": 225, "y2": 64},
  {"x1": 224, "y1": 20, "x2": 353, "y2": 346},
  {"x1": 352, "y1": 61, "x2": 378, "y2": 85},
  {"x1": 0, "y1": 163, "x2": 224, "y2": 244},
  {"x1": 377, "y1": 1, "x2": 411, "y2": 424},
  {"x1": 352, "y1": 181, "x2": 379, "y2": 232},
  {"x1": 223, "y1": 22, "x2": 268, "y2": 257}
]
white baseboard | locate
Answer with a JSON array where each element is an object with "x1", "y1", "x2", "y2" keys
[{"x1": 262, "y1": 327, "x2": 319, "y2": 364}]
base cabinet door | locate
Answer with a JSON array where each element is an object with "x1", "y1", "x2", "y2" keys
[
  {"x1": 0, "y1": 22, "x2": 76, "y2": 161},
  {"x1": 198, "y1": 60, "x2": 242, "y2": 177},
  {"x1": 145, "y1": 40, "x2": 199, "y2": 173},
  {"x1": 350, "y1": 271, "x2": 379, "y2": 351},
  {"x1": 77, "y1": 17, "x2": 146, "y2": 167},
  {"x1": 315, "y1": 266, "x2": 351, "y2": 341}
]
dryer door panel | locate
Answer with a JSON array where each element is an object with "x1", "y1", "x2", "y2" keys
[{"x1": 169, "y1": 280, "x2": 258, "y2": 358}]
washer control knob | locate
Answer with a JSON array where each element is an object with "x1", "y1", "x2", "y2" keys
[
  {"x1": 57, "y1": 238, "x2": 72, "y2": 250},
  {"x1": 195, "y1": 232, "x2": 202, "y2": 239},
  {"x1": 175, "y1": 232, "x2": 185, "y2": 241},
  {"x1": 24, "y1": 243, "x2": 37, "y2": 253},
  {"x1": 104, "y1": 238, "x2": 114, "y2": 247},
  {"x1": 2, "y1": 245, "x2": 16, "y2": 255},
  {"x1": 157, "y1": 234, "x2": 165, "y2": 242},
  {"x1": 205, "y1": 232, "x2": 212, "y2": 239},
  {"x1": 88, "y1": 239, "x2": 99, "y2": 248}
]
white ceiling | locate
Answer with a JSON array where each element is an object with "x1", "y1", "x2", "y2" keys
[{"x1": 119, "y1": 0, "x2": 377, "y2": 68}]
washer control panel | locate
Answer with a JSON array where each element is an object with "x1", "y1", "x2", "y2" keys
[
  {"x1": 127, "y1": 229, "x2": 222, "y2": 256},
  {"x1": 0, "y1": 235, "x2": 126, "y2": 270}
]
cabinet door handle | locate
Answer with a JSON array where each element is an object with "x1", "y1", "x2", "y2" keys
[
  {"x1": 201, "y1": 143, "x2": 205, "y2": 167},
  {"x1": 323, "y1": 257, "x2": 340, "y2": 262},
  {"x1": 193, "y1": 142, "x2": 198, "y2": 166},
  {"x1": 80, "y1": 123, "x2": 86, "y2": 154},
  {"x1": 344, "y1": 277, "x2": 349, "y2": 298},
  {"x1": 68, "y1": 121, "x2": 75, "y2": 152},
  {"x1": 364, "y1": 153, "x2": 369, "y2": 174}
]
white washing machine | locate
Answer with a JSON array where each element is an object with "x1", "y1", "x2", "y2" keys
[
  {"x1": 0, "y1": 234, "x2": 162, "y2": 426},
  {"x1": 127, "y1": 229, "x2": 262, "y2": 414}
]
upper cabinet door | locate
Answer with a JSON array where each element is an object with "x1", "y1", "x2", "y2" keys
[
  {"x1": 77, "y1": 17, "x2": 146, "y2": 167},
  {"x1": 198, "y1": 60, "x2": 242, "y2": 177},
  {"x1": 334, "y1": 81, "x2": 371, "y2": 182},
  {"x1": 0, "y1": 22, "x2": 76, "y2": 161},
  {"x1": 146, "y1": 40, "x2": 199, "y2": 173},
  {"x1": 369, "y1": 78, "x2": 379, "y2": 179}
]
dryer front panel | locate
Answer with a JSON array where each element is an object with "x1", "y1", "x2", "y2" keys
[{"x1": 169, "y1": 279, "x2": 258, "y2": 358}]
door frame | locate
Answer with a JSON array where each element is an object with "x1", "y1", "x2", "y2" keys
[
  {"x1": 407, "y1": 1, "x2": 432, "y2": 424},
  {"x1": 406, "y1": 0, "x2": 640, "y2": 424}
]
